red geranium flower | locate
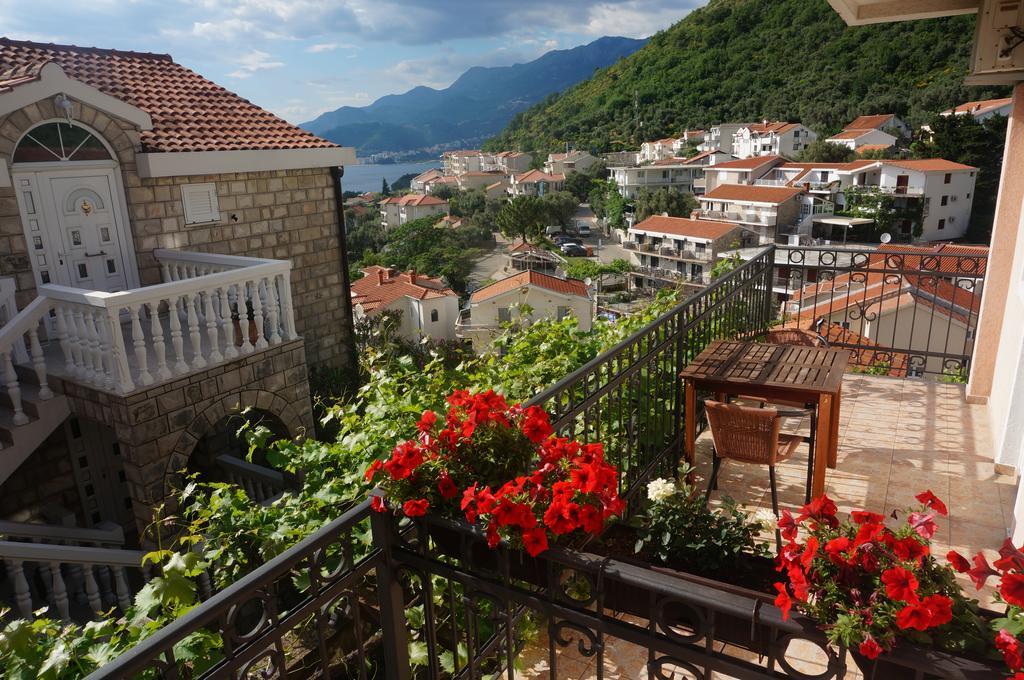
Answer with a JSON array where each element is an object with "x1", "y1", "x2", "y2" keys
[
  {"x1": 859, "y1": 637, "x2": 883, "y2": 660},
  {"x1": 915, "y1": 490, "x2": 948, "y2": 516},
  {"x1": 946, "y1": 550, "x2": 971, "y2": 573},
  {"x1": 851, "y1": 510, "x2": 886, "y2": 525},
  {"x1": 773, "y1": 582, "x2": 792, "y2": 620},
  {"x1": 920, "y1": 594, "x2": 953, "y2": 627},
  {"x1": 417, "y1": 410, "x2": 438, "y2": 432},
  {"x1": 997, "y1": 630, "x2": 1024, "y2": 671},
  {"x1": 778, "y1": 509, "x2": 799, "y2": 541},
  {"x1": 968, "y1": 553, "x2": 1000, "y2": 590},
  {"x1": 881, "y1": 566, "x2": 920, "y2": 603},
  {"x1": 895, "y1": 602, "x2": 932, "y2": 631},
  {"x1": 798, "y1": 495, "x2": 839, "y2": 527},
  {"x1": 438, "y1": 473, "x2": 458, "y2": 500},
  {"x1": 371, "y1": 495, "x2": 386, "y2": 513},
  {"x1": 824, "y1": 536, "x2": 853, "y2": 563},
  {"x1": 800, "y1": 536, "x2": 819, "y2": 570},
  {"x1": 1001, "y1": 573, "x2": 1024, "y2": 608},
  {"x1": 521, "y1": 527, "x2": 549, "y2": 557},
  {"x1": 908, "y1": 511, "x2": 938, "y2": 540},
  {"x1": 891, "y1": 536, "x2": 929, "y2": 564},
  {"x1": 996, "y1": 539, "x2": 1024, "y2": 573},
  {"x1": 403, "y1": 498, "x2": 429, "y2": 517},
  {"x1": 364, "y1": 459, "x2": 383, "y2": 481}
]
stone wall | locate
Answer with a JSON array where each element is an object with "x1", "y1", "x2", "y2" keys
[
  {"x1": 0, "y1": 98, "x2": 355, "y2": 371},
  {"x1": 58, "y1": 339, "x2": 314, "y2": 533},
  {"x1": 0, "y1": 427, "x2": 80, "y2": 523}
]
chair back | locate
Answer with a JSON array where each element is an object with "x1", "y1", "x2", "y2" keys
[
  {"x1": 704, "y1": 400, "x2": 783, "y2": 465},
  {"x1": 763, "y1": 328, "x2": 828, "y2": 348}
]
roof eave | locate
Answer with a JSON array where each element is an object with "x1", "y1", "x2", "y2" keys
[
  {"x1": 828, "y1": 0, "x2": 979, "y2": 25},
  {"x1": 136, "y1": 146, "x2": 357, "y2": 178}
]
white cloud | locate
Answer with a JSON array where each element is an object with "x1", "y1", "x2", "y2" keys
[
  {"x1": 579, "y1": 1, "x2": 692, "y2": 38},
  {"x1": 306, "y1": 42, "x2": 356, "y2": 53},
  {"x1": 227, "y1": 49, "x2": 285, "y2": 79}
]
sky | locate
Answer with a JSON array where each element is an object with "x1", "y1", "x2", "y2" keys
[{"x1": 0, "y1": 0, "x2": 703, "y2": 124}]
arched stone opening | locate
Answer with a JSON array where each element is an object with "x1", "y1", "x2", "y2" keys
[{"x1": 186, "y1": 409, "x2": 290, "y2": 483}]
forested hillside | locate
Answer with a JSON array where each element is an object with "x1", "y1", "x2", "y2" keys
[{"x1": 486, "y1": 0, "x2": 1009, "y2": 154}]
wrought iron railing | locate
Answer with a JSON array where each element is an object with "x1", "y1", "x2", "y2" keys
[{"x1": 775, "y1": 245, "x2": 987, "y2": 379}]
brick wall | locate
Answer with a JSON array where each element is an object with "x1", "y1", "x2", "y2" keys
[{"x1": 0, "y1": 99, "x2": 355, "y2": 371}]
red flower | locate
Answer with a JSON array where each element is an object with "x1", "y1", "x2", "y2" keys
[
  {"x1": 403, "y1": 499, "x2": 429, "y2": 517},
  {"x1": 895, "y1": 603, "x2": 932, "y2": 631},
  {"x1": 853, "y1": 522, "x2": 885, "y2": 548},
  {"x1": 915, "y1": 490, "x2": 948, "y2": 516},
  {"x1": 773, "y1": 582, "x2": 792, "y2": 620},
  {"x1": 907, "y1": 512, "x2": 938, "y2": 540},
  {"x1": 851, "y1": 510, "x2": 886, "y2": 525},
  {"x1": 438, "y1": 473, "x2": 458, "y2": 500},
  {"x1": 417, "y1": 410, "x2": 438, "y2": 432},
  {"x1": 778, "y1": 509, "x2": 798, "y2": 541},
  {"x1": 997, "y1": 630, "x2": 1024, "y2": 671},
  {"x1": 798, "y1": 495, "x2": 839, "y2": 527},
  {"x1": 968, "y1": 553, "x2": 1000, "y2": 590},
  {"x1": 364, "y1": 459, "x2": 383, "y2": 481},
  {"x1": 995, "y1": 539, "x2": 1024, "y2": 573},
  {"x1": 946, "y1": 550, "x2": 971, "y2": 573},
  {"x1": 1001, "y1": 573, "x2": 1024, "y2": 608},
  {"x1": 920, "y1": 594, "x2": 953, "y2": 628},
  {"x1": 859, "y1": 637, "x2": 883, "y2": 660},
  {"x1": 521, "y1": 527, "x2": 549, "y2": 557},
  {"x1": 891, "y1": 536, "x2": 929, "y2": 564},
  {"x1": 824, "y1": 536, "x2": 852, "y2": 561},
  {"x1": 521, "y1": 410, "x2": 553, "y2": 444},
  {"x1": 881, "y1": 566, "x2": 919, "y2": 603},
  {"x1": 800, "y1": 536, "x2": 819, "y2": 570},
  {"x1": 371, "y1": 495, "x2": 387, "y2": 513},
  {"x1": 486, "y1": 523, "x2": 501, "y2": 548},
  {"x1": 543, "y1": 500, "x2": 580, "y2": 535}
]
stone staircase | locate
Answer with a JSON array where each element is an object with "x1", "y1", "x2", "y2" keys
[{"x1": 0, "y1": 366, "x2": 70, "y2": 487}]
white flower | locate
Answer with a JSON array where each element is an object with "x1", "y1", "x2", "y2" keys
[
  {"x1": 753, "y1": 508, "x2": 778, "y2": 532},
  {"x1": 646, "y1": 478, "x2": 677, "y2": 503}
]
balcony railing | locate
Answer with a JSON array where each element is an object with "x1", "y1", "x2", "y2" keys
[{"x1": 80, "y1": 244, "x2": 996, "y2": 680}]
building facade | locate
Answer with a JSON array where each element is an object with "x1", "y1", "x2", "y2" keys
[
  {"x1": 351, "y1": 266, "x2": 460, "y2": 342},
  {"x1": 623, "y1": 215, "x2": 740, "y2": 289}
]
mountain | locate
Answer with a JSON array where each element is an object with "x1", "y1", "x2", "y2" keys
[
  {"x1": 486, "y1": 0, "x2": 1011, "y2": 155},
  {"x1": 302, "y1": 36, "x2": 647, "y2": 155}
]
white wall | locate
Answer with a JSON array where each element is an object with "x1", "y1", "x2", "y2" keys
[
  {"x1": 920, "y1": 171, "x2": 976, "y2": 241},
  {"x1": 465, "y1": 286, "x2": 593, "y2": 350},
  {"x1": 389, "y1": 294, "x2": 460, "y2": 342}
]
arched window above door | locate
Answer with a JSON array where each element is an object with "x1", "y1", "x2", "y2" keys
[{"x1": 13, "y1": 122, "x2": 112, "y2": 163}]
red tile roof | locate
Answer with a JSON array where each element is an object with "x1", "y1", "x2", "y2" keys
[
  {"x1": 352, "y1": 266, "x2": 456, "y2": 314},
  {"x1": 883, "y1": 159, "x2": 977, "y2": 173},
  {"x1": 844, "y1": 114, "x2": 897, "y2": 131},
  {"x1": 471, "y1": 270, "x2": 588, "y2": 302},
  {"x1": 0, "y1": 38, "x2": 339, "y2": 153},
  {"x1": 379, "y1": 193, "x2": 448, "y2": 207},
  {"x1": 942, "y1": 98, "x2": 1013, "y2": 116},
  {"x1": 702, "y1": 184, "x2": 803, "y2": 204},
  {"x1": 829, "y1": 129, "x2": 875, "y2": 140},
  {"x1": 514, "y1": 169, "x2": 565, "y2": 184},
  {"x1": 747, "y1": 122, "x2": 799, "y2": 135},
  {"x1": 856, "y1": 144, "x2": 893, "y2": 154},
  {"x1": 631, "y1": 215, "x2": 738, "y2": 240},
  {"x1": 704, "y1": 155, "x2": 783, "y2": 171}
]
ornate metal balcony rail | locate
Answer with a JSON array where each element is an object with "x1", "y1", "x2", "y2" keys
[{"x1": 775, "y1": 245, "x2": 987, "y2": 378}]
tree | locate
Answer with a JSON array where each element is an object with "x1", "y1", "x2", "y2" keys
[
  {"x1": 633, "y1": 188, "x2": 698, "y2": 222},
  {"x1": 563, "y1": 257, "x2": 633, "y2": 292},
  {"x1": 541, "y1": 191, "x2": 579, "y2": 227},
  {"x1": 495, "y1": 195, "x2": 548, "y2": 244},
  {"x1": 797, "y1": 140, "x2": 856, "y2": 163},
  {"x1": 840, "y1": 186, "x2": 924, "y2": 241},
  {"x1": 911, "y1": 113, "x2": 1006, "y2": 242},
  {"x1": 381, "y1": 177, "x2": 391, "y2": 195},
  {"x1": 563, "y1": 171, "x2": 593, "y2": 203}
]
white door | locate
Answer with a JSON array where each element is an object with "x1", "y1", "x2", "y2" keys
[{"x1": 13, "y1": 166, "x2": 135, "y2": 294}]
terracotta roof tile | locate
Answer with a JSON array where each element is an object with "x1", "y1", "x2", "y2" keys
[
  {"x1": 883, "y1": 159, "x2": 977, "y2": 173},
  {"x1": 631, "y1": 216, "x2": 738, "y2": 240},
  {"x1": 470, "y1": 270, "x2": 588, "y2": 303},
  {"x1": 0, "y1": 38, "x2": 338, "y2": 153},
  {"x1": 828, "y1": 129, "x2": 875, "y2": 140},
  {"x1": 352, "y1": 266, "x2": 456, "y2": 314},
  {"x1": 942, "y1": 98, "x2": 1013, "y2": 116},
  {"x1": 514, "y1": 169, "x2": 564, "y2": 183},
  {"x1": 379, "y1": 193, "x2": 448, "y2": 207},
  {"x1": 701, "y1": 184, "x2": 803, "y2": 203},
  {"x1": 704, "y1": 155, "x2": 784, "y2": 171},
  {"x1": 844, "y1": 114, "x2": 896, "y2": 131}
]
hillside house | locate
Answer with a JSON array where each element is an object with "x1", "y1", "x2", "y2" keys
[
  {"x1": 409, "y1": 168, "x2": 444, "y2": 192},
  {"x1": 699, "y1": 123, "x2": 752, "y2": 155},
  {"x1": 485, "y1": 151, "x2": 533, "y2": 174},
  {"x1": 825, "y1": 128, "x2": 898, "y2": 151},
  {"x1": 699, "y1": 184, "x2": 804, "y2": 244},
  {"x1": 840, "y1": 113, "x2": 910, "y2": 138},
  {"x1": 508, "y1": 169, "x2": 565, "y2": 197},
  {"x1": 624, "y1": 215, "x2": 740, "y2": 290},
  {"x1": 544, "y1": 150, "x2": 598, "y2": 175},
  {"x1": 455, "y1": 171, "x2": 506, "y2": 192},
  {"x1": 456, "y1": 270, "x2": 591, "y2": 351},
  {"x1": 639, "y1": 137, "x2": 679, "y2": 163},
  {"x1": 610, "y1": 150, "x2": 733, "y2": 198},
  {"x1": 379, "y1": 193, "x2": 449, "y2": 229},
  {"x1": 440, "y1": 150, "x2": 482, "y2": 176},
  {"x1": 941, "y1": 98, "x2": 1013, "y2": 122},
  {"x1": 701, "y1": 155, "x2": 785, "y2": 193},
  {"x1": 351, "y1": 266, "x2": 459, "y2": 342},
  {"x1": 732, "y1": 122, "x2": 817, "y2": 159},
  {"x1": 0, "y1": 38, "x2": 358, "y2": 535}
]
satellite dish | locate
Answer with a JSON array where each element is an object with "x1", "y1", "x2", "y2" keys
[
  {"x1": 880, "y1": 233, "x2": 892, "y2": 244},
  {"x1": 584, "y1": 277, "x2": 593, "y2": 287}
]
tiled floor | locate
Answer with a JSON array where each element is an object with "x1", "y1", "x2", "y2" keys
[{"x1": 518, "y1": 374, "x2": 1016, "y2": 679}]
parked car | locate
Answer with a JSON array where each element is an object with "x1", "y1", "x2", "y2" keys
[
  {"x1": 544, "y1": 225, "x2": 564, "y2": 237},
  {"x1": 576, "y1": 224, "x2": 592, "y2": 237},
  {"x1": 561, "y1": 243, "x2": 588, "y2": 257},
  {"x1": 553, "y1": 235, "x2": 583, "y2": 246}
]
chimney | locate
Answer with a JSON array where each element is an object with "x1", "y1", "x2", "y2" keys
[
  {"x1": 690, "y1": 210, "x2": 701, "y2": 220},
  {"x1": 409, "y1": 268, "x2": 417, "y2": 285},
  {"x1": 377, "y1": 269, "x2": 385, "y2": 284},
  {"x1": 661, "y1": 212, "x2": 670, "y2": 217}
]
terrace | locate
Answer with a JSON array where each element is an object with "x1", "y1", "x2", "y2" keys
[{"x1": 75, "y1": 242, "x2": 1010, "y2": 680}]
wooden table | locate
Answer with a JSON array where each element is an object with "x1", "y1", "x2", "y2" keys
[{"x1": 679, "y1": 340, "x2": 851, "y2": 499}]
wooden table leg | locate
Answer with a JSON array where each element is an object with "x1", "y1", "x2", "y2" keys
[
  {"x1": 684, "y1": 379, "x2": 696, "y2": 466},
  {"x1": 828, "y1": 386, "x2": 842, "y2": 468},
  {"x1": 812, "y1": 393, "x2": 833, "y2": 499}
]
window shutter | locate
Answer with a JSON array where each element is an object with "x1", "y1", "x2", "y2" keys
[{"x1": 182, "y1": 183, "x2": 221, "y2": 225}]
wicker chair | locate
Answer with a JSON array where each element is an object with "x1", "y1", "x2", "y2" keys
[
  {"x1": 704, "y1": 400, "x2": 803, "y2": 546},
  {"x1": 733, "y1": 327, "x2": 828, "y2": 503}
]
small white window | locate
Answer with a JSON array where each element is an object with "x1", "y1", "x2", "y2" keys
[
  {"x1": 430, "y1": 309, "x2": 439, "y2": 323},
  {"x1": 181, "y1": 183, "x2": 221, "y2": 225}
]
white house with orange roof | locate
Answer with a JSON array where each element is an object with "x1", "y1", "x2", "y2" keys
[
  {"x1": 732, "y1": 121, "x2": 817, "y2": 159},
  {"x1": 698, "y1": 184, "x2": 805, "y2": 243},
  {"x1": 544, "y1": 150, "x2": 598, "y2": 175},
  {"x1": 410, "y1": 168, "x2": 444, "y2": 192},
  {"x1": 351, "y1": 266, "x2": 460, "y2": 342},
  {"x1": 610, "y1": 150, "x2": 734, "y2": 198},
  {"x1": 456, "y1": 270, "x2": 592, "y2": 351},
  {"x1": 639, "y1": 137, "x2": 679, "y2": 163},
  {"x1": 826, "y1": 127, "x2": 898, "y2": 151},
  {"x1": 700, "y1": 123, "x2": 753, "y2": 155},
  {"x1": 701, "y1": 155, "x2": 786, "y2": 193},
  {"x1": 484, "y1": 151, "x2": 533, "y2": 174},
  {"x1": 508, "y1": 169, "x2": 565, "y2": 197},
  {"x1": 838, "y1": 113, "x2": 910, "y2": 138},
  {"x1": 379, "y1": 193, "x2": 450, "y2": 229},
  {"x1": 940, "y1": 98, "x2": 1013, "y2": 122},
  {"x1": 624, "y1": 215, "x2": 742, "y2": 289},
  {"x1": 441, "y1": 150, "x2": 483, "y2": 175}
]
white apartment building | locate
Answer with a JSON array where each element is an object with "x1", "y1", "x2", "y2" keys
[
  {"x1": 699, "y1": 184, "x2": 804, "y2": 244},
  {"x1": 484, "y1": 151, "x2": 533, "y2": 174},
  {"x1": 941, "y1": 98, "x2": 1013, "y2": 122},
  {"x1": 700, "y1": 123, "x2": 752, "y2": 155},
  {"x1": 456, "y1": 270, "x2": 592, "y2": 351},
  {"x1": 441, "y1": 150, "x2": 483, "y2": 176},
  {"x1": 545, "y1": 150, "x2": 599, "y2": 175},
  {"x1": 701, "y1": 155, "x2": 785, "y2": 193},
  {"x1": 410, "y1": 168, "x2": 444, "y2": 193},
  {"x1": 639, "y1": 138, "x2": 680, "y2": 163},
  {"x1": 841, "y1": 114, "x2": 910, "y2": 138},
  {"x1": 379, "y1": 193, "x2": 450, "y2": 229},
  {"x1": 732, "y1": 122, "x2": 817, "y2": 159},
  {"x1": 508, "y1": 169, "x2": 566, "y2": 197},
  {"x1": 826, "y1": 128, "x2": 898, "y2": 151},
  {"x1": 623, "y1": 215, "x2": 741, "y2": 290},
  {"x1": 610, "y1": 150, "x2": 734, "y2": 198},
  {"x1": 351, "y1": 266, "x2": 460, "y2": 342},
  {"x1": 456, "y1": 171, "x2": 507, "y2": 192}
]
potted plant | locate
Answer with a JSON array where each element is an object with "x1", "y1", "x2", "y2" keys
[
  {"x1": 773, "y1": 491, "x2": 1000, "y2": 679},
  {"x1": 366, "y1": 389, "x2": 625, "y2": 557}
]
